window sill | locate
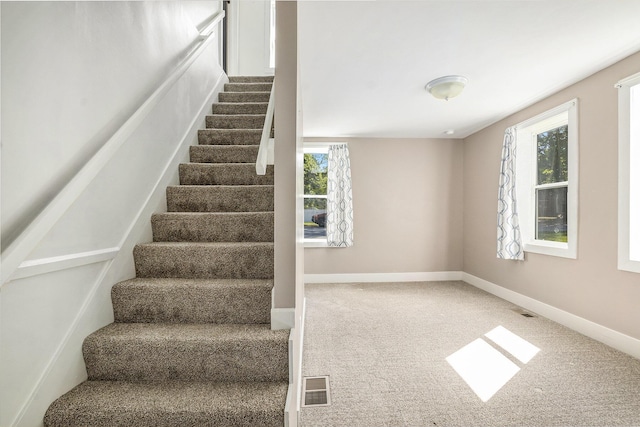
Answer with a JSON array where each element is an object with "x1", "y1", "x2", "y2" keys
[
  {"x1": 304, "y1": 239, "x2": 328, "y2": 248},
  {"x1": 524, "y1": 241, "x2": 576, "y2": 259},
  {"x1": 618, "y1": 259, "x2": 640, "y2": 274}
]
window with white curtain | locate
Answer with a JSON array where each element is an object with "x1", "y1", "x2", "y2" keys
[
  {"x1": 515, "y1": 99, "x2": 579, "y2": 259},
  {"x1": 303, "y1": 146, "x2": 329, "y2": 246},
  {"x1": 616, "y1": 72, "x2": 640, "y2": 273},
  {"x1": 303, "y1": 143, "x2": 354, "y2": 248}
]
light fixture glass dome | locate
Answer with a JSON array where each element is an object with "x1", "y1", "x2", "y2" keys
[{"x1": 426, "y1": 75, "x2": 468, "y2": 101}]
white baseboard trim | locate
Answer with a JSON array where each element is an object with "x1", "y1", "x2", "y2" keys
[
  {"x1": 295, "y1": 297, "x2": 306, "y2": 426},
  {"x1": 462, "y1": 272, "x2": 640, "y2": 360},
  {"x1": 272, "y1": 308, "x2": 295, "y2": 330},
  {"x1": 304, "y1": 271, "x2": 464, "y2": 284},
  {"x1": 283, "y1": 295, "x2": 306, "y2": 427},
  {"x1": 284, "y1": 382, "x2": 295, "y2": 427}
]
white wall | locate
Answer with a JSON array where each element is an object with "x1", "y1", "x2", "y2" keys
[
  {"x1": 0, "y1": 2, "x2": 225, "y2": 426},
  {"x1": 231, "y1": 0, "x2": 272, "y2": 76}
]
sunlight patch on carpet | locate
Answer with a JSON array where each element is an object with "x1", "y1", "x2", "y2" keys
[
  {"x1": 485, "y1": 325, "x2": 540, "y2": 363},
  {"x1": 446, "y1": 338, "x2": 520, "y2": 402}
]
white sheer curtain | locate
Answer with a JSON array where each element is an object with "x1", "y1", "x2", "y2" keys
[
  {"x1": 497, "y1": 127, "x2": 524, "y2": 260},
  {"x1": 326, "y1": 144, "x2": 354, "y2": 247}
]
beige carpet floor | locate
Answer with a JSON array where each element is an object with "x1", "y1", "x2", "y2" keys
[{"x1": 300, "y1": 281, "x2": 640, "y2": 427}]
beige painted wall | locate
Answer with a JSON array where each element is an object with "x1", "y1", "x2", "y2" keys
[
  {"x1": 463, "y1": 51, "x2": 640, "y2": 340},
  {"x1": 305, "y1": 137, "x2": 464, "y2": 274},
  {"x1": 274, "y1": 1, "x2": 301, "y2": 310}
]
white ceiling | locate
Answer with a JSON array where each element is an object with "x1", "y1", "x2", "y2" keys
[{"x1": 298, "y1": 1, "x2": 640, "y2": 139}]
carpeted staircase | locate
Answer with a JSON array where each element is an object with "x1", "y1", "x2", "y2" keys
[{"x1": 44, "y1": 76, "x2": 290, "y2": 427}]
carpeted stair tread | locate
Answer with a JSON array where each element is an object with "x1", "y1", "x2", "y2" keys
[
  {"x1": 213, "y1": 102, "x2": 268, "y2": 115},
  {"x1": 134, "y1": 242, "x2": 274, "y2": 279},
  {"x1": 219, "y1": 92, "x2": 271, "y2": 103},
  {"x1": 206, "y1": 114, "x2": 267, "y2": 130},
  {"x1": 112, "y1": 278, "x2": 273, "y2": 324},
  {"x1": 83, "y1": 323, "x2": 289, "y2": 382},
  {"x1": 224, "y1": 82, "x2": 272, "y2": 92},
  {"x1": 44, "y1": 380, "x2": 288, "y2": 427},
  {"x1": 179, "y1": 163, "x2": 274, "y2": 186},
  {"x1": 229, "y1": 75, "x2": 274, "y2": 83},
  {"x1": 198, "y1": 129, "x2": 263, "y2": 145},
  {"x1": 167, "y1": 185, "x2": 274, "y2": 213},
  {"x1": 190, "y1": 145, "x2": 259, "y2": 163},
  {"x1": 152, "y1": 212, "x2": 274, "y2": 242}
]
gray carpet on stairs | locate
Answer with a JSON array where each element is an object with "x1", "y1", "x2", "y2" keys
[
  {"x1": 219, "y1": 91, "x2": 271, "y2": 103},
  {"x1": 151, "y1": 212, "x2": 274, "y2": 242},
  {"x1": 166, "y1": 185, "x2": 274, "y2": 212},
  {"x1": 133, "y1": 242, "x2": 275, "y2": 279},
  {"x1": 44, "y1": 381, "x2": 288, "y2": 427},
  {"x1": 206, "y1": 114, "x2": 267, "y2": 129},
  {"x1": 44, "y1": 75, "x2": 286, "y2": 427},
  {"x1": 213, "y1": 102, "x2": 268, "y2": 115},
  {"x1": 198, "y1": 128, "x2": 264, "y2": 145},
  {"x1": 179, "y1": 163, "x2": 274, "y2": 186},
  {"x1": 112, "y1": 278, "x2": 273, "y2": 323},
  {"x1": 83, "y1": 323, "x2": 289, "y2": 382},
  {"x1": 190, "y1": 145, "x2": 259, "y2": 163}
]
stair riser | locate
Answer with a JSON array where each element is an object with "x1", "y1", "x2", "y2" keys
[
  {"x1": 179, "y1": 164, "x2": 273, "y2": 186},
  {"x1": 167, "y1": 186, "x2": 274, "y2": 213},
  {"x1": 152, "y1": 213, "x2": 274, "y2": 243},
  {"x1": 83, "y1": 335, "x2": 288, "y2": 382},
  {"x1": 206, "y1": 115, "x2": 266, "y2": 130},
  {"x1": 224, "y1": 83, "x2": 272, "y2": 92},
  {"x1": 190, "y1": 145, "x2": 259, "y2": 163},
  {"x1": 219, "y1": 92, "x2": 271, "y2": 103},
  {"x1": 112, "y1": 281, "x2": 272, "y2": 324},
  {"x1": 229, "y1": 76, "x2": 274, "y2": 83},
  {"x1": 134, "y1": 244, "x2": 274, "y2": 279},
  {"x1": 213, "y1": 103, "x2": 268, "y2": 115},
  {"x1": 198, "y1": 129, "x2": 262, "y2": 145}
]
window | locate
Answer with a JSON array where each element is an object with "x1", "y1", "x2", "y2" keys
[
  {"x1": 616, "y1": 72, "x2": 640, "y2": 273},
  {"x1": 303, "y1": 146, "x2": 328, "y2": 245},
  {"x1": 515, "y1": 99, "x2": 578, "y2": 258}
]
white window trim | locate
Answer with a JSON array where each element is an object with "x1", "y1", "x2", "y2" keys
[
  {"x1": 515, "y1": 99, "x2": 579, "y2": 259},
  {"x1": 303, "y1": 145, "x2": 329, "y2": 247},
  {"x1": 616, "y1": 72, "x2": 640, "y2": 273}
]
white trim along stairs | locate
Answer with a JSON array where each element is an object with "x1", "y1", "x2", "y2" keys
[{"x1": 44, "y1": 76, "x2": 291, "y2": 426}]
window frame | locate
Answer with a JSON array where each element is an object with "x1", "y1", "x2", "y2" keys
[
  {"x1": 616, "y1": 72, "x2": 640, "y2": 273},
  {"x1": 515, "y1": 99, "x2": 579, "y2": 259},
  {"x1": 303, "y1": 144, "x2": 330, "y2": 247}
]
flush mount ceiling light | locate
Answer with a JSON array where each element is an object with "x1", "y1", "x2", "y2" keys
[{"x1": 425, "y1": 75, "x2": 468, "y2": 101}]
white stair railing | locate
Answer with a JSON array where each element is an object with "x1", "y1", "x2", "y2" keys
[{"x1": 256, "y1": 83, "x2": 275, "y2": 175}]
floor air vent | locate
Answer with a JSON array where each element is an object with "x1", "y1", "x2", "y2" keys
[
  {"x1": 302, "y1": 376, "x2": 331, "y2": 407},
  {"x1": 512, "y1": 308, "x2": 536, "y2": 318}
]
